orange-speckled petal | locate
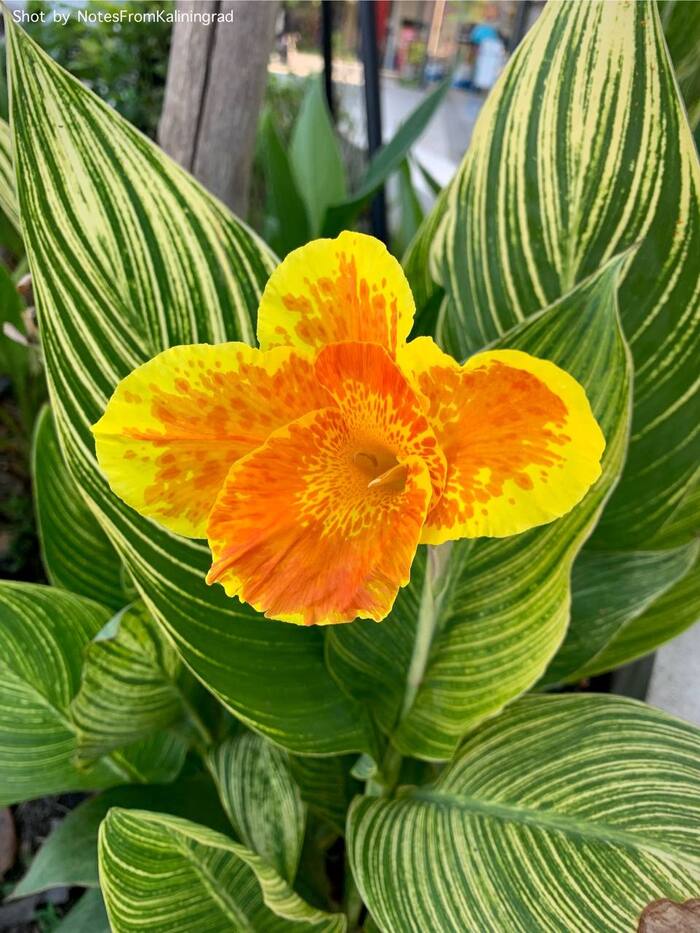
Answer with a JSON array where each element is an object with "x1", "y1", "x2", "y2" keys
[
  {"x1": 314, "y1": 341, "x2": 446, "y2": 504},
  {"x1": 256, "y1": 231, "x2": 415, "y2": 355},
  {"x1": 398, "y1": 338, "x2": 606, "y2": 543},
  {"x1": 206, "y1": 407, "x2": 432, "y2": 625},
  {"x1": 92, "y1": 343, "x2": 331, "y2": 538}
]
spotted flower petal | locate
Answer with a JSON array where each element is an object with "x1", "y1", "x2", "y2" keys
[
  {"x1": 207, "y1": 408, "x2": 432, "y2": 625},
  {"x1": 256, "y1": 231, "x2": 415, "y2": 356},
  {"x1": 92, "y1": 343, "x2": 331, "y2": 537},
  {"x1": 398, "y1": 338, "x2": 605, "y2": 544}
]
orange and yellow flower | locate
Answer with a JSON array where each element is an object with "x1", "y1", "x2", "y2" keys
[{"x1": 92, "y1": 232, "x2": 604, "y2": 626}]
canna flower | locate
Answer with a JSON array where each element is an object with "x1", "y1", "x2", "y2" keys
[{"x1": 93, "y1": 232, "x2": 604, "y2": 626}]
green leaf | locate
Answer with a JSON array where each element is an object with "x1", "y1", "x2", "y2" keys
[
  {"x1": 0, "y1": 116, "x2": 19, "y2": 229},
  {"x1": 541, "y1": 539, "x2": 699, "y2": 685},
  {"x1": 32, "y1": 405, "x2": 126, "y2": 610},
  {"x1": 0, "y1": 260, "x2": 29, "y2": 414},
  {"x1": 648, "y1": 470, "x2": 700, "y2": 548},
  {"x1": 327, "y1": 257, "x2": 632, "y2": 761},
  {"x1": 659, "y1": 0, "x2": 700, "y2": 135},
  {"x1": 322, "y1": 79, "x2": 449, "y2": 236},
  {"x1": 5, "y1": 15, "x2": 369, "y2": 757},
  {"x1": 393, "y1": 159, "x2": 424, "y2": 258},
  {"x1": 290, "y1": 77, "x2": 347, "y2": 236},
  {"x1": 402, "y1": 180, "x2": 449, "y2": 324},
  {"x1": 348, "y1": 694, "x2": 700, "y2": 933},
  {"x1": 413, "y1": 158, "x2": 442, "y2": 197},
  {"x1": 13, "y1": 774, "x2": 231, "y2": 897},
  {"x1": 99, "y1": 809, "x2": 346, "y2": 932},
  {"x1": 54, "y1": 890, "x2": 109, "y2": 933},
  {"x1": 0, "y1": 582, "x2": 120, "y2": 805},
  {"x1": 70, "y1": 602, "x2": 188, "y2": 762},
  {"x1": 578, "y1": 553, "x2": 700, "y2": 678},
  {"x1": 105, "y1": 730, "x2": 187, "y2": 786},
  {"x1": 258, "y1": 108, "x2": 310, "y2": 257},
  {"x1": 290, "y1": 755, "x2": 360, "y2": 836},
  {"x1": 438, "y1": 0, "x2": 699, "y2": 548},
  {"x1": 208, "y1": 732, "x2": 306, "y2": 883}
]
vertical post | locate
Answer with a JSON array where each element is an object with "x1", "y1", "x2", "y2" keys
[
  {"x1": 321, "y1": 0, "x2": 335, "y2": 120},
  {"x1": 358, "y1": 0, "x2": 388, "y2": 244},
  {"x1": 511, "y1": 0, "x2": 532, "y2": 51}
]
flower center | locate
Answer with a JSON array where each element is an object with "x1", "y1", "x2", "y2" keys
[{"x1": 352, "y1": 446, "x2": 407, "y2": 493}]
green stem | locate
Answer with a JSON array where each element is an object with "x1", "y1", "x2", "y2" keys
[
  {"x1": 366, "y1": 544, "x2": 459, "y2": 797},
  {"x1": 176, "y1": 687, "x2": 214, "y2": 749},
  {"x1": 343, "y1": 853, "x2": 364, "y2": 931}
]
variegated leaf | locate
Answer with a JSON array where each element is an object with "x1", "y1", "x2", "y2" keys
[
  {"x1": 99, "y1": 809, "x2": 346, "y2": 932},
  {"x1": 70, "y1": 603, "x2": 188, "y2": 762},
  {"x1": 348, "y1": 695, "x2": 700, "y2": 933},
  {"x1": 541, "y1": 539, "x2": 699, "y2": 685},
  {"x1": 0, "y1": 116, "x2": 18, "y2": 229},
  {"x1": 578, "y1": 553, "x2": 700, "y2": 678},
  {"x1": 32, "y1": 405, "x2": 126, "y2": 610},
  {"x1": 4, "y1": 14, "x2": 369, "y2": 756},
  {"x1": 208, "y1": 732, "x2": 306, "y2": 883},
  {"x1": 437, "y1": 0, "x2": 698, "y2": 548}
]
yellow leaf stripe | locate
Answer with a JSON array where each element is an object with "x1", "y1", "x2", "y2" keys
[{"x1": 0, "y1": 116, "x2": 19, "y2": 228}]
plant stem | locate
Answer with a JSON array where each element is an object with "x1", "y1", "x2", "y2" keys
[
  {"x1": 343, "y1": 852, "x2": 364, "y2": 931},
  {"x1": 177, "y1": 687, "x2": 214, "y2": 749}
]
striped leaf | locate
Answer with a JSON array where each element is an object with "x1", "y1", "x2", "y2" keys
[
  {"x1": 0, "y1": 582, "x2": 121, "y2": 805},
  {"x1": 327, "y1": 256, "x2": 631, "y2": 761},
  {"x1": 437, "y1": 0, "x2": 699, "y2": 549},
  {"x1": 4, "y1": 15, "x2": 369, "y2": 756},
  {"x1": 70, "y1": 603, "x2": 187, "y2": 763},
  {"x1": 541, "y1": 539, "x2": 699, "y2": 685},
  {"x1": 578, "y1": 554, "x2": 700, "y2": 678},
  {"x1": 402, "y1": 179, "x2": 449, "y2": 329},
  {"x1": 659, "y1": 0, "x2": 700, "y2": 138},
  {"x1": 0, "y1": 582, "x2": 188, "y2": 802},
  {"x1": 99, "y1": 809, "x2": 346, "y2": 932},
  {"x1": 0, "y1": 116, "x2": 19, "y2": 229},
  {"x1": 648, "y1": 471, "x2": 700, "y2": 549},
  {"x1": 208, "y1": 732, "x2": 306, "y2": 883},
  {"x1": 348, "y1": 694, "x2": 700, "y2": 933},
  {"x1": 13, "y1": 775, "x2": 231, "y2": 897},
  {"x1": 32, "y1": 406, "x2": 126, "y2": 610}
]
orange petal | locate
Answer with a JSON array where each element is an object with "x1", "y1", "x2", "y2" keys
[
  {"x1": 314, "y1": 341, "x2": 447, "y2": 505},
  {"x1": 92, "y1": 343, "x2": 331, "y2": 537},
  {"x1": 206, "y1": 408, "x2": 432, "y2": 625},
  {"x1": 398, "y1": 338, "x2": 606, "y2": 543},
  {"x1": 256, "y1": 232, "x2": 415, "y2": 356}
]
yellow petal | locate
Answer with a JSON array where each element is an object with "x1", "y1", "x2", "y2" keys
[
  {"x1": 398, "y1": 338, "x2": 605, "y2": 543},
  {"x1": 256, "y1": 231, "x2": 415, "y2": 356},
  {"x1": 207, "y1": 407, "x2": 432, "y2": 625},
  {"x1": 92, "y1": 343, "x2": 331, "y2": 537}
]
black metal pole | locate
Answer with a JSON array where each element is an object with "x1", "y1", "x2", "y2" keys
[
  {"x1": 321, "y1": 0, "x2": 335, "y2": 120},
  {"x1": 358, "y1": 0, "x2": 388, "y2": 244}
]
